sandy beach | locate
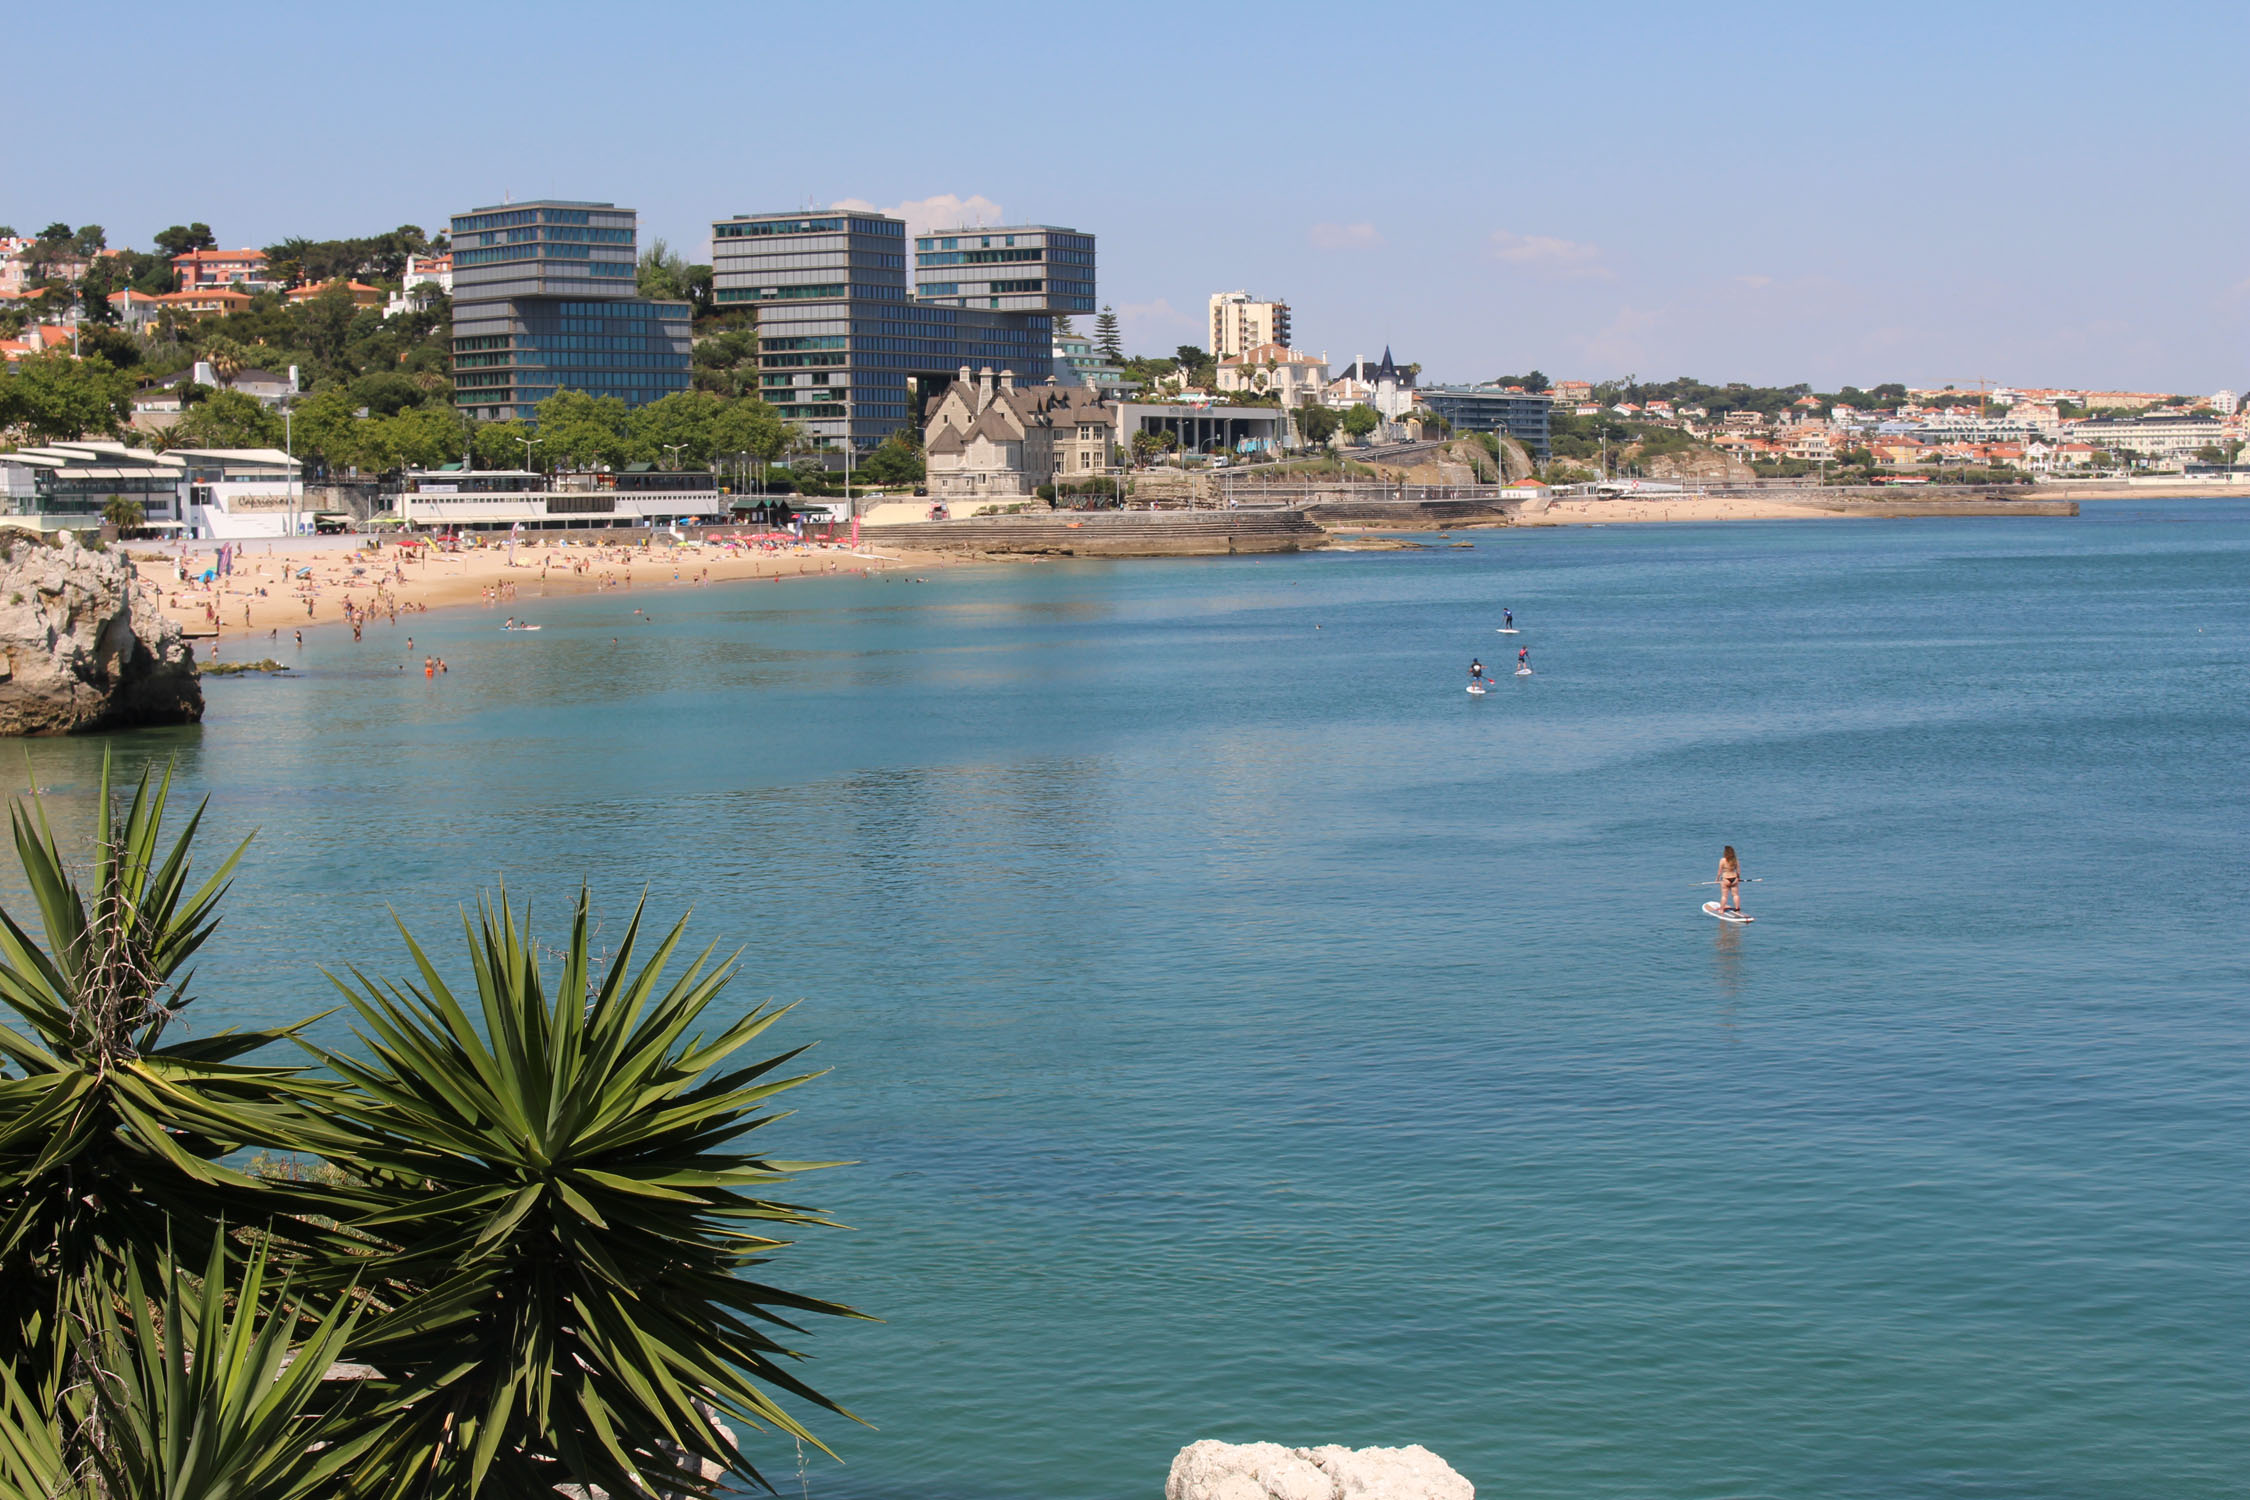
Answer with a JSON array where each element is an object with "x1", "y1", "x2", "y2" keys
[{"x1": 133, "y1": 534, "x2": 961, "y2": 653}]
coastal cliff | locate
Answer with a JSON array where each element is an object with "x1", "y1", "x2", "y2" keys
[{"x1": 0, "y1": 531, "x2": 202, "y2": 735}]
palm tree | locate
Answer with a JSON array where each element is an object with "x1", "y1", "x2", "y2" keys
[
  {"x1": 202, "y1": 335, "x2": 247, "y2": 383},
  {"x1": 103, "y1": 495, "x2": 146, "y2": 532},
  {"x1": 316, "y1": 890, "x2": 862, "y2": 1497}
]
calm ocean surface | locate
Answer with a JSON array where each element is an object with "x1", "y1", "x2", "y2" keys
[{"x1": 12, "y1": 500, "x2": 2247, "y2": 1499}]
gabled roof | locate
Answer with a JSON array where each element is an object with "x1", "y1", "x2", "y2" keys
[{"x1": 927, "y1": 427, "x2": 966, "y2": 455}]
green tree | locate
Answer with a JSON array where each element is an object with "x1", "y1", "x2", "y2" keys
[
  {"x1": 0, "y1": 352, "x2": 133, "y2": 440},
  {"x1": 1094, "y1": 305, "x2": 1123, "y2": 361},
  {"x1": 637, "y1": 238, "x2": 692, "y2": 302},
  {"x1": 102, "y1": 496, "x2": 146, "y2": 531},
  {"x1": 856, "y1": 430, "x2": 925, "y2": 485},
  {"x1": 710, "y1": 397, "x2": 794, "y2": 482},
  {"x1": 471, "y1": 417, "x2": 539, "y2": 471},
  {"x1": 170, "y1": 388, "x2": 285, "y2": 449},
  {"x1": 629, "y1": 388, "x2": 730, "y2": 466},
  {"x1": 692, "y1": 326, "x2": 762, "y2": 397},
  {"x1": 346, "y1": 369, "x2": 428, "y2": 418},
  {"x1": 1295, "y1": 403, "x2": 1340, "y2": 445},
  {"x1": 1340, "y1": 403, "x2": 1380, "y2": 438},
  {"x1": 361, "y1": 404, "x2": 467, "y2": 471},
  {"x1": 153, "y1": 223, "x2": 216, "y2": 257},
  {"x1": 533, "y1": 389, "x2": 635, "y2": 468}
]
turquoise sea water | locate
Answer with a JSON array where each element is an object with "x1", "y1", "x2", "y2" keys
[{"x1": 12, "y1": 501, "x2": 2248, "y2": 1499}]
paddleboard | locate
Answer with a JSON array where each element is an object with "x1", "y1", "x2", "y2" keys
[
  {"x1": 1466, "y1": 683, "x2": 1487, "y2": 695},
  {"x1": 500, "y1": 625, "x2": 542, "y2": 632},
  {"x1": 1497, "y1": 628, "x2": 1519, "y2": 634},
  {"x1": 1703, "y1": 901, "x2": 1754, "y2": 924},
  {"x1": 1515, "y1": 666, "x2": 1533, "y2": 676}
]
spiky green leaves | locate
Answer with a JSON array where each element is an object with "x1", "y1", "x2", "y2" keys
[
  {"x1": 0, "y1": 757, "x2": 333, "y2": 1392},
  {"x1": 319, "y1": 890, "x2": 862, "y2": 1498},
  {"x1": 0, "y1": 1236, "x2": 385, "y2": 1500}
]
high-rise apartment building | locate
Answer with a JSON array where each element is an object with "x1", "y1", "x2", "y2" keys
[
  {"x1": 912, "y1": 225, "x2": 1097, "y2": 317},
  {"x1": 1209, "y1": 290, "x2": 1291, "y2": 360},
  {"x1": 450, "y1": 200, "x2": 691, "y2": 422},
  {"x1": 710, "y1": 209, "x2": 1059, "y2": 449}
]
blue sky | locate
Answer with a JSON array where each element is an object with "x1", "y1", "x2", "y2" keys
[{"x1": 14, "y1": 1, "x2": 2245, "y2": 392}]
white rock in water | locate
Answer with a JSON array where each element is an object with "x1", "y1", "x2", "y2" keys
[{"x1": 1167, "y1": 1440, "x2": 1473, "y2": 1500}]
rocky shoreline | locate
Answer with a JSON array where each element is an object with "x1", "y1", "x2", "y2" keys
[{"x1": 0, "y1": 531, "x2": 202, "y2": 735}]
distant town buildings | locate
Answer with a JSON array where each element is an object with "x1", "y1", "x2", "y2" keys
[
  {"x1": 171, "y1": 247, "x2": 272, "y2": 291},
  {"x1": 1216, "y1": 342, "x2": 1328, "y2": 406},
  {"x1": 1208, "y1": 291, "x2": 1291, "y2": 359},
  {"x1": 1330, "y1": 349, "x2": 1414, "y2": 418},
  {"x1": 287, "y1": 279, "x2": 384, "y2": 309},
  {"x1": 385, "y1": 252, "x2": 452, "y2": 317},
  {"x1": 2071, "y1": 411, "x2": 2226, "y2": 460}
]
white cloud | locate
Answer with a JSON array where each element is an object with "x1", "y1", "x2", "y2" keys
[
  {"x1": 1308, "y1": 220, "x2": 1383, "y2": 251},
  {"x1": 828, "y1": 193, "x2": 1006, "y2": 242},
  {"x1": 1488, "y1": 230, "x2": 1613, "y2": 279},
  {"x1": 1734, "y1": 273, "x2": 1774, "y2": 290}
]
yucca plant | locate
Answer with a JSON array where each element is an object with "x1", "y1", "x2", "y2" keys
[
  {"x1": 0, "y1": 759, "x2": 331, "y2": 1395},
  {"x1": 319, "y1": 890, "x2": 861, "y2": 1499},
  {"x1": 0, "y1": 1235, "x2": 386, "y2": 1500}
]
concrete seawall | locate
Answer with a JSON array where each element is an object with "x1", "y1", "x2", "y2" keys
[{"x1": 858, "y1": 509, "x2": 1328, "y2": 557}]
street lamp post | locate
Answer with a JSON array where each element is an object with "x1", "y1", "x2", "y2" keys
[{"x1": 283, "y1": 404, "x2": 298, "y2": 538}]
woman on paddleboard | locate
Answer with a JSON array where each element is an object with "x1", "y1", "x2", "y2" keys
[{"x1": 1718, "y1": 846, "x2": 1743, "y2": 913}]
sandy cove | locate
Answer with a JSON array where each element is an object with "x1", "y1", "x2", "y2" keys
[{"x1": 133, "y1": 536, "x2": 963, "y2": 650}]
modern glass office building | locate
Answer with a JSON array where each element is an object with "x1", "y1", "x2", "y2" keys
[
  {"x1": 911, "y1": 225, "x2": 1097, "y2": 317},
  {"x1": 1415, "y1": 384, "x2": 1556, "y2": 461},
  {"x1": 450, "y1": 200, "x2": 690, "y2": 422},
  {"x1": 711, "y1": 210, "x2": 1058, "y2": 449}
]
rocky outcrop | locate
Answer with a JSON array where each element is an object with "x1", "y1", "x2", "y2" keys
[
  {"x1": 0, "y1": 532, "x2": 201, "y2": 734},
  {"x1": 1167, "y1": 1441, "x2": 1473, "y2": 1500}
]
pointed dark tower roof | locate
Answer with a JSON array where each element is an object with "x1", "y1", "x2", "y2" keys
[{"x1": 1376, "y1": 346, "x2": 1397, "y2": 379}]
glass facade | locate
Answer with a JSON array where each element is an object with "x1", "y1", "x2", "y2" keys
[
  {"x1": 910, "y1": 226, "x2": 1097, "y2": 315},
  {"x1": 450, "y1": 201, "x2": 690, "y2": 422},
  {"x1": 1414, "y1": 386, "x2": 1556, "y2": 461},
  {"x1": 711, "y1": 211, "x2": 1062, "y2": 449}
]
